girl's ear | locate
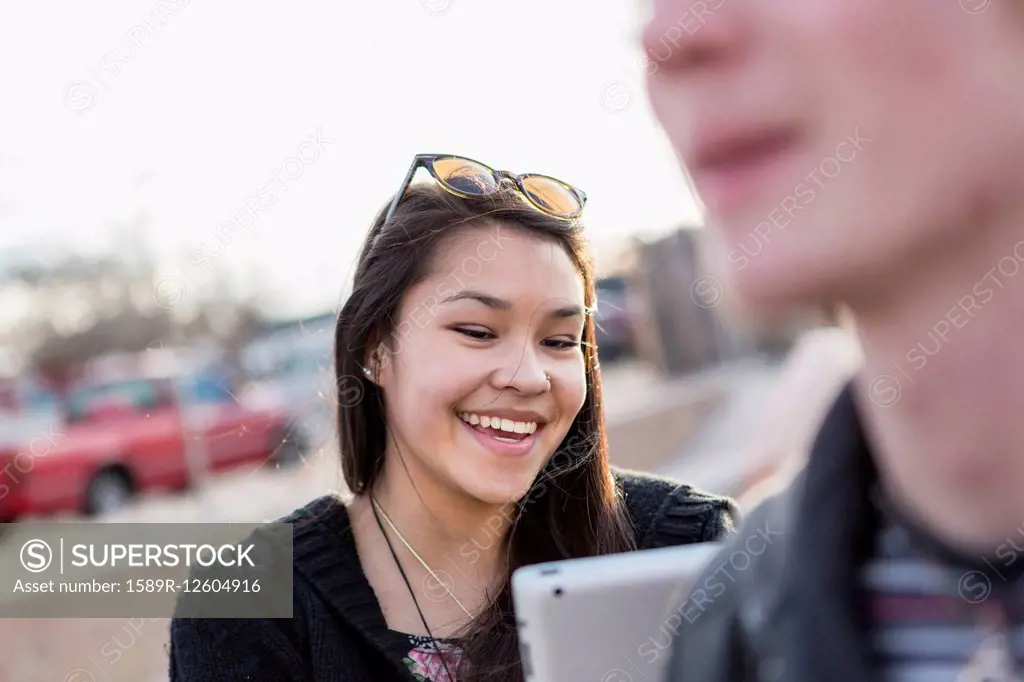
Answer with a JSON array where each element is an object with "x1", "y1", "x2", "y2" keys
[
  {"x1": 362, "y1": 331, "x2": 392, "y2": 388},
  {"x1": 363, "y1": 347, "x2": 380, "y2": 386},
  {"x1": 375, "y1": 341, "x2": 396, "y2": 390}
]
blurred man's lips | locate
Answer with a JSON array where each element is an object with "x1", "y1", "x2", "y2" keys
[{"x1": 688, "y1": 126, "x2": 802, "y2": 216}]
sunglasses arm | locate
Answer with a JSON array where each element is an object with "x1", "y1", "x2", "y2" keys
[{"x1": 384, "y1": 157, "x2": 428, "y2": 224}]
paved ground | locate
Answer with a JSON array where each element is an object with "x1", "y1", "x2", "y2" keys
[
  {"x1": 661, "y1": 328, "x2": 863, "y2": 510},
  {"x1": 656, "y1": 357, "x2": 784, "y2": 497}
]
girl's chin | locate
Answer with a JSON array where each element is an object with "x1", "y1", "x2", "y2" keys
[{"x1": 454, "y1": 474, "x2": 543, "y2": 508}]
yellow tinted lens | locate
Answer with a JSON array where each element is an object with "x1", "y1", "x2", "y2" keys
[
  {"x1": 521, "y1": 175, "x2": 582, "y2": 217},
  {"x1": 432, "y1": 157, "x2": 498, "y2": 196}
]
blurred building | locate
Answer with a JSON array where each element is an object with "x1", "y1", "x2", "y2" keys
[{"x1": 626, "y1": 226, "x2": 826, "y2": 376}]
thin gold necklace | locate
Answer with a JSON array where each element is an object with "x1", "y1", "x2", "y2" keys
[{"x1": 370, "y1": 496, "x2": 473, "y2": 619}]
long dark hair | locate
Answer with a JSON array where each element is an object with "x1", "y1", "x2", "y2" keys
[{"x1": 334, "y1": 183, "x2": 636, "y2": 681}]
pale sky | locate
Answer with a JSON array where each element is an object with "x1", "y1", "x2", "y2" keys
[{"x1": 0, "y1": 0, "x2": 702, "y2": 319}]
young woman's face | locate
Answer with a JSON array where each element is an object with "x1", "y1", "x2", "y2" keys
[
  {"x1": 374, "y1": 223, "x2": 588, "y2": 506},
  {"x1": 645, "y1": 0, "x2": 1024, "y2": 308}
]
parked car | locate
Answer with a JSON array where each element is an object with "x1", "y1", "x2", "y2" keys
[
  {"x1": 0, "y1": 376, "x2": 62, "y2": 450},
  {"x1": 241, "y1": 322, "x2": 336, "y2": 454},
  {"x1": 594, "y1": 276, "x2": 637, "y2": 363},
  {"x1": 0, "y1": 368, "x2": 302, "y2": 521}
]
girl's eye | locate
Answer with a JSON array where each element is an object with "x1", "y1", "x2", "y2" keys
[
  {"x1": 455, "y1": 327, "x2": 495, "y2": 341},
  {"x1": 544, "y1": 338, "x2": 582, "y2": 350},
  {"x1": 453, "y1": 327, "x2": 580, "y2": 349}
]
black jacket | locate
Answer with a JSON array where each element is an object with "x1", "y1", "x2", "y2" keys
[
  {"x1": 666, "y1": 384, "x2": 882, "y2": 682},
  {"x1": 169, "y1": 469, "x2": 736, "y2": 681}
]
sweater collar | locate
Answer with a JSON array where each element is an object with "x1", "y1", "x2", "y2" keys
[
  {"x1": 289, "y1": 496, "x2": 415, "y2": 679},
  {"x1": 785, "y1": 383, "x2": 879, "y2": 681}
]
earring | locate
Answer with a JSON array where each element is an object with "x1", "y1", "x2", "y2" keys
[{"x1": 362, "y1": 365, "x2": 373, "y2": 378}]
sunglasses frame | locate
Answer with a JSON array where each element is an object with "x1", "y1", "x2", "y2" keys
[{"x1": 383, "y1": 153, "x2": 588, "y2": 225}]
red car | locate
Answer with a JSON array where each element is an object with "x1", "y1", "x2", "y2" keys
[{"x1": 0, "y1": 370, "x2": 304, "y2": 521}]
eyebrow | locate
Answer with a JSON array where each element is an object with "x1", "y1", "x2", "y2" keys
[{"x1": 439, "y1": 290, "x2": 585, "y2": 319}]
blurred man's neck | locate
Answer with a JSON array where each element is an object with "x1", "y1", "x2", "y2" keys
[{"x1": 849, "y1": 217, "x2": 1024, "y2": 554}]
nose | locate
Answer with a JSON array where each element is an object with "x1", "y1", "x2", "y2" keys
[
  {"x1": 493, "y1": 346, "x2": 550, "y2": 396},
  {"x1": 642, "y1": 0, "x2": 741, "y2": 75}
]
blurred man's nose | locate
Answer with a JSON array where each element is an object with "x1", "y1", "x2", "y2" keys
[{"x1": 642, "y1": 0, "x2": 739, "y2": 74}]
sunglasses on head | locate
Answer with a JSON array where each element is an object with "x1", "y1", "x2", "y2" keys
[{"x1": 384, "y1": 154, "x2": 588, "y2": 224}]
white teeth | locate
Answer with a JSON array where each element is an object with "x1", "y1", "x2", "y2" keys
[{"x1": 459, "y1": 412, "x2": 539, "y2": 436}]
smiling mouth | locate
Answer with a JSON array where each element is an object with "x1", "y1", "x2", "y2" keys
[{"x1": 458, "y1": 412, "x2": 539, "y2": 443}]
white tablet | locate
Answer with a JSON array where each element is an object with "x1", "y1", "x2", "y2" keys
[{"x1": 511, "y1": 542, "x2": 721, "y2": 682}]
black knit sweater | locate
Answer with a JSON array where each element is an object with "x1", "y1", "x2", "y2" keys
[{"x1": 168, "y1": 469, "x2": 736, "y2": 681}]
